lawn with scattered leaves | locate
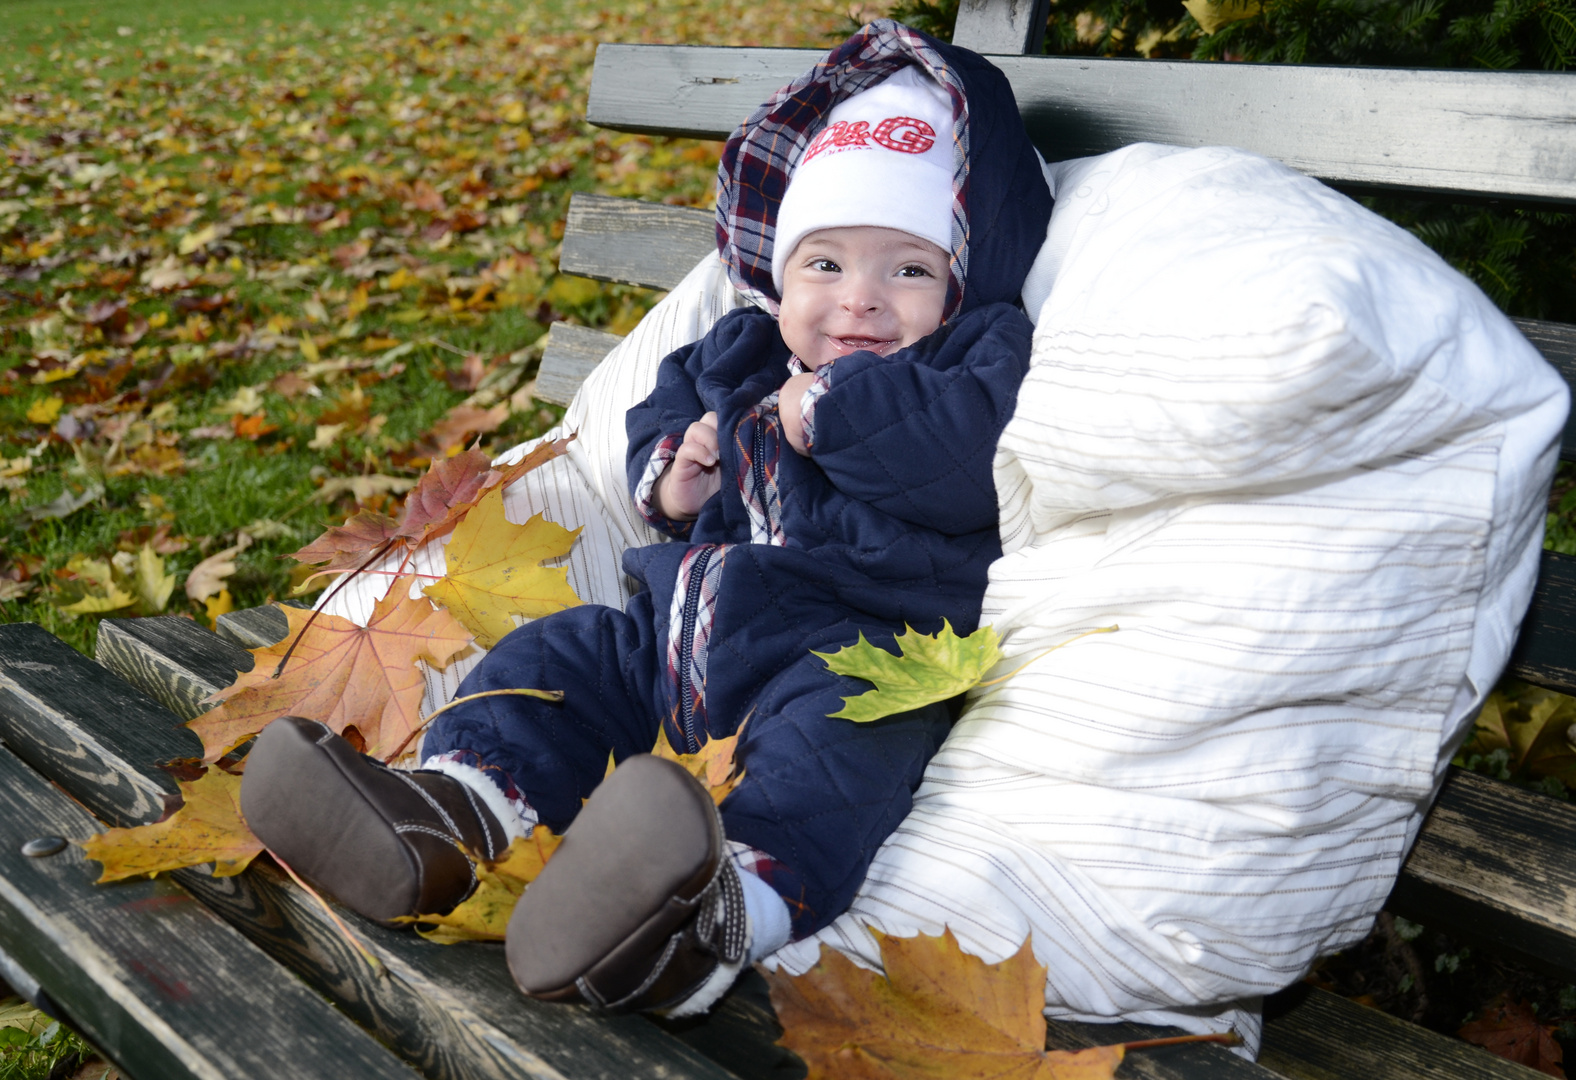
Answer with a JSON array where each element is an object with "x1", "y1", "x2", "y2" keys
[{"x1": 0, "y1": 0, "x2": 853, "y2": 653}]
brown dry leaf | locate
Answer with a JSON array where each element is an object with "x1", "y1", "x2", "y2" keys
[
  {"x1": 288, "y1": 510, "x2": 402, "y2": 578},
  {"x1": 422, "y1": 485, "x2": 580, "y2": 649},
  {"x1": 185, "y1": 533, "x2": 253, "y2": 604},
  {"x1": 408, "y1": 826, "x2": 563, "y2": 943},
  {"x1": 422, "y1": 402, "x2": 511, "y2": 456},
  {"x1": 767, "y1": 929, "x2": 1124, "y2": 1080},
  {"x1": 189, "y1": 577, "x2": 473, "y2": 762},
  {"x1": 80, "y1": 768, "x2": 263, "y2": 882},
  {"x1": 1460, "y1": 996, "x2": 1566, "y2": 1077}
]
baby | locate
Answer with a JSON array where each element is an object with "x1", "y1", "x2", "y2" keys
[{"x1": 241, "y1": 23, "x2": 1053, "y2": 1019}]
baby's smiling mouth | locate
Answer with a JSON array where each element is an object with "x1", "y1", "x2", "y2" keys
[{"x1": 831, "y1": 335, "x2": 895, "y2": 355}]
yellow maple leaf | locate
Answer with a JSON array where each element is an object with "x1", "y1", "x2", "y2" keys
[
  {"x1": 408, "y1": 826, "x2": 563, "y2": 943},
  {"x1": 189, "y1": 578, "x2": 473, "y2": 762},
  {"x1": 767, "y1": 929, "x2": 1123, "y2": 1080},
  {"x1": 55, "y1": 555, "x2": 136, "y2": 615},
  {"x1": 422, "y1": 485, "x2": 581, "y2": 649},
  {"x1": 26, "y1": 396, "x2": 62, "y2": 425},
  {"x1": 648, "y1": 723, "x2": 746, "y2": 805},
  {"x1": 81, "y1": 768, "x2": 263, "y2": 883}
]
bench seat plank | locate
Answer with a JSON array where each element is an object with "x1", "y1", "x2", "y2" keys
[
  {"x1": 0, "y1": 742, "x2": 416, "y2": 1080},
  {"x1": 1388, "y1": 766, "x2": 1576, "y2": 974},
  {"x1": 1259, "y1": 985, "x2": 1544, "y2": 1080},
  {"x1": 0, "y1": 623, "x2": 745, "y2": 1080},
  {"x1": 587, "y1": 45, "x2": 1576, "y2": 205},
  {"x1": 1507, "y1": 550, "x2": 1576, "y2": 696},
  {"x1": 97, "y1": 617, "x2": 254, "y2": 722}
]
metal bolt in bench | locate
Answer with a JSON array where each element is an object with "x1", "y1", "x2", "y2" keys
[{"x1": 3, "y1": 3, "x2": 1576, "y2": 1076}]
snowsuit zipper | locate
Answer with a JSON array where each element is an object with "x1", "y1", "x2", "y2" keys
[{"x1": 675, "y1": 544, "x2": 716, "y2": 754}]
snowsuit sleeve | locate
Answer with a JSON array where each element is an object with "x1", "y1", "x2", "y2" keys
[
  {"x1": 625, "y1": 339, "x2": 708, "y2": 539},
  {"x1": 804, "y1": 301, "x2": 1033, "y2": 536}
]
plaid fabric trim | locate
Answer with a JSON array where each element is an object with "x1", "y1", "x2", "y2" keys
[
  {"x1": 666, "y1": 543, "x2": 731, "y2": 751},
  {"x1": 421, "y1": 749, "x2": 538, "y2": 828},
  {"x1": 799, "y1": 361, "x2": 834, "y2": 453},
  {"x1": 715, "y1": 20, "x2": 970, "y2": 320},
  {"x1": 736, "y1": 394, "x2": 787, "y2": 547},
  {"x1": 633, "y1": 432, "x2": 693, "y2": 537},
  {"x1": 726, "y1": 839, "x2": 787, "y2": 886}
]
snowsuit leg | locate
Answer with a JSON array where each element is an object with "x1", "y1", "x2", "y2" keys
[
  {"x1": 718, "y1": 651, "x2": 954, "y2": 939},
  {"x1": 421, "y1": 596, "x2": 664, "y2": 833}
]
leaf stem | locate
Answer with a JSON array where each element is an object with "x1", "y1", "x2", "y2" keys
[
  {"x1": 975, "y1": 625, "x2": 1118, "y2": 689},
  {"x1": 270, "y1": 850, "x2": 386, "y2": 980},
  {"x1": 388, "y1": 687, "x2": 564, "y2": 760}
]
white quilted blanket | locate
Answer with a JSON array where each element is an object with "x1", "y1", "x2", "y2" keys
[{"x1": 324, "y1": 145, "x2": 1568, "y2": 1050}]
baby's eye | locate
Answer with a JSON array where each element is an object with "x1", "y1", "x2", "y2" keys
[
  {"x1": 812, "y1": 258, "x2": 841, "y2": 273},
  {"x1": 896, "y1": 264, "x2": 932, "y2": 278}
]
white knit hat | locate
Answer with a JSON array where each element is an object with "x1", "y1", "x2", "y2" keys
[{"x1": 770, "y1": 65, "x2": 954, "y2": 293}]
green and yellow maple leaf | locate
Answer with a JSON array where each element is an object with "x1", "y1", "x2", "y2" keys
[
  {"x1": 407, "y1": 826, "x2": 562, "y2": 944},
  {"x1": 813, "y1": 622, "x2": 1003, "y2": 723}
]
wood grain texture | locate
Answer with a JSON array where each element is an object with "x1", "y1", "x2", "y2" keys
[
  {"x1": 560, "y1": 192, "x2": 714, "y2": 291},
  {"x1": 1392, "y1": 766, "x2": 1576, "y2": 974},
  {"x1": 587, "y1": 45, "x2": 1576, "y2": 205},
  {"x1": 0, "y1": 743, "x2": 416, "y2": 1080},
  {"x1": 214, "y1": 604, "x2": 290, "y2": 650},
  {"x1": 1505, "y1": 550, "x2": 1576, "y2": 697},
  {"x1": 952, "y1": 0, "x2": 1050, "y2": 54},
  {"x1": 537, "y1": 323, "x2": 624, "y2": 407},
  {"x1": 1513, "y1": 318, "x2": 1576, "y2": 461},
  {"x1": 4, "y1": 621, "x2": 747, "y2": 1080},
  {"x1": 96, "y1": 618, "x2": 253, "y2": 721},
  {"x1": 1261, "y1": 983, "x2": 1542, "y2": 1079}
]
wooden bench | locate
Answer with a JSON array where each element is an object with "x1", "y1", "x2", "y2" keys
[{"x1": 3, "y1": 4, "x2": 1576, "y2": 1077}]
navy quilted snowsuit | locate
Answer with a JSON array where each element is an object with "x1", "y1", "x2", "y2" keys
[{"x1": 424, "y1": 23, "x2": 1054, "y2": 938}]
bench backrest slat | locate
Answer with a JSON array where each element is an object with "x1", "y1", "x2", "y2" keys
[{"x1": 588, "y1": 44, "x2": 1576, "y2": 205}]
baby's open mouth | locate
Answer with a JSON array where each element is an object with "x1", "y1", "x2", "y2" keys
[{"x1": 833, "y1": 336, "x2": 894, "y2": 354}]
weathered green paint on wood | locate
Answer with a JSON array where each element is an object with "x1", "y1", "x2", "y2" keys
[
  {"x1": 0, "y1": 743, "x2": 416, "y2": 1080},
  {"x1": 0, "y1": 622, "x2": 749, "y2": 1080}
]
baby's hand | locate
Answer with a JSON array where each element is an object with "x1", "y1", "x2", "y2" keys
[
  {"x1": 778, "y1": 373, "x2": 816, "y2": 456},
  {"x1": 653, "y1": 412, "x2": 721, "y2": 521}
]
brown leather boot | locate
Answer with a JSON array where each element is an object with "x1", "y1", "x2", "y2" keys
[
  {"x1": 240, "y1": 715, "x2": 509, "y2": 925},
  {"x1": 505, "y1": 753, "x2": 748, "y2": 1014}
]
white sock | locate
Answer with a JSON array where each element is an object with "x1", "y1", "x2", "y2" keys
[{"x1": 737, "y1": 865, "x2": 792, "y2": 965}]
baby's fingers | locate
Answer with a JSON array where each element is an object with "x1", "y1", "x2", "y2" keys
[{"x1": 683, "y1": 418, "x2": 720, "y2": 466}]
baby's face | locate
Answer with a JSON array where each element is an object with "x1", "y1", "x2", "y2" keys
[{"x1": 777, "y1": 226, "x2": 948, "y2": 370}]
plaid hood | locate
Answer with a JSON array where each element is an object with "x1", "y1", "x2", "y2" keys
[{"x1": 714, "y1": 20, "x2": 1053, "y2": 323}]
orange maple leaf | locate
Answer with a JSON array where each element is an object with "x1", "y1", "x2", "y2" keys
[
  {"x1": 765, "y1": 929, "x2": 1124, "y2": 1080},
  {"x1": 189, "y1": 576, "x2": 473, "y2": 763},
  {"x1": 650, "y1": 722, "x2": 746, "y2": 805},
  {"x1": 80, "y1": 768, "x2": 262, "y2": 883},
  {"x1": 232, "y1": 411, "x2": 280, "y2": 440},
  {"x1": 1460, "y1": 996, "x2": 1566, "y2": 1077}
]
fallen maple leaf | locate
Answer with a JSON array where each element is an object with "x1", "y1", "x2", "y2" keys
[
  {"x1": 766, "y1": 929, "x2": 1123, "y2": 1080},
  {"x1": 80, "y1": 768, "x2": 263, "y2": 882},
  {"x1": 648, "y1": 723, "x2": 746, "y2": 805},
  {"x1": 289, "y1": 435, "x2": 573, "y2": 585},
  {"x1": 420, "y1": 402, "x2": 510, "y2": 456},
  {"x1": 185, "y1": 534, "x2": 253, "y2": 604},
  {"x1": 189, "y1": 576, "x2": 473, "y2": 762},
  {"x1": 1460, "y1": 996, "x2": 1566, "y2": 1077},
  {"x1": 55, "y1": 554, "x2": 136, "y2": 615},
  {"x1": 813, "y1": 622, "x2": 1003, "y2": 723},
  {"x1": 407, "y1": 826, "x2": 563, "y2": 943},
  {"x1": 422, "y1": 486, "x2": 581, "y2": 649},
  {"x1": 131, "y1": 543, "x2": 178, "y2": 615}
]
